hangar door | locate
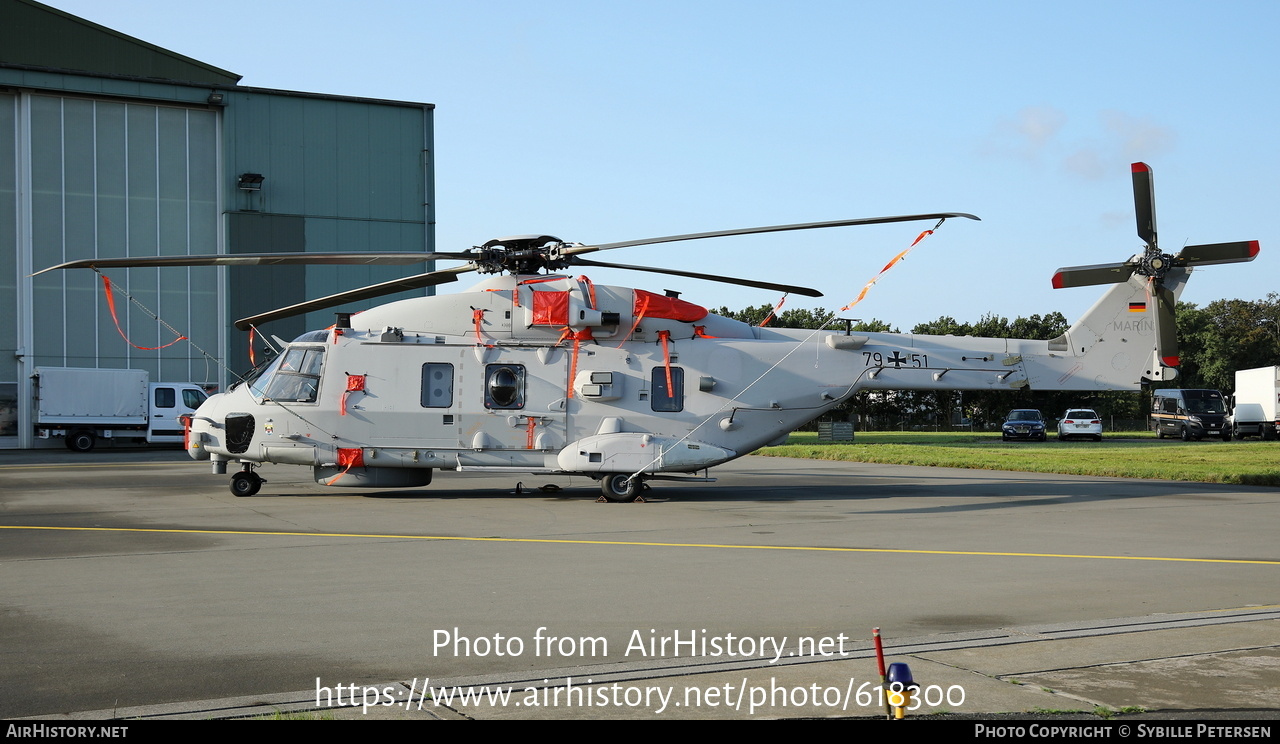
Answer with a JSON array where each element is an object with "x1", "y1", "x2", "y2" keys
[{"x1": 5, "y1": 92, "x2": 220, "y2": 448}]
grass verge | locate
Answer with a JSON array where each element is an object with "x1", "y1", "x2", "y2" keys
[{"x1": 757, "y1": 431, "x2": 1280, "y2": 486}]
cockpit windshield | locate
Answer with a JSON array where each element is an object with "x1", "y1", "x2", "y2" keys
[{"x1": 248, "y1": 346, "x2": 325, "y2": 403}]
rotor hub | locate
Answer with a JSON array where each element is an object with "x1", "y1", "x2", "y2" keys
[
  {"x1": 472, "y1": 235, "x2": 568, "y2": 275},
  {"x1": 1138, "y1": 249, "x2": 1175, "y2": 279}
]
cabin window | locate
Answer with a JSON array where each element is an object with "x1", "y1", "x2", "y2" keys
[
  {"x1": 485, "y1": 364, "x2": 525, "y2": 409},
  {"x1": 421, "y1": 363, "x2": 455, "y2": 408},
  {"x1": 651, "y1": 366, "x2": 684, "y2": 412}
]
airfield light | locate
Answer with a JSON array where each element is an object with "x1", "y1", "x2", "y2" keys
[{"x1": 886, "y1": 662, "x2": 916, "y2": 719}]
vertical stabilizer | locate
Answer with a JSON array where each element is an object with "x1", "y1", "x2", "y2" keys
[{"x1": 1047, "y1": 265, "x2": 1187, "y2": 386}]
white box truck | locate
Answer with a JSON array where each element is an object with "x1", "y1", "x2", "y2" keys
[
  {"x1": 33, "y1": 367, "x2": 209, "y2": 451},
  {"x1": 1228, "y1": 366, "x2": 1280, "y2": 440}
]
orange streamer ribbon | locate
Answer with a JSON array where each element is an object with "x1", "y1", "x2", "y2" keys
[
  {"x1": 100, "y1": 275, "x2": 187, "y2": 350},
  {"x1": 840, "y1": 228, "x2": 935, "y2": 312}
]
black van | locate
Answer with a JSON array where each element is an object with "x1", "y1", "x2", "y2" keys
[{"x1": 1150, "y1": 389, "x2": 1229, "y2": 441}]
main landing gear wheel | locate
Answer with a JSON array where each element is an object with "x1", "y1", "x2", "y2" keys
[
  {"x1": 600, "y1": 473, "x2": 641, "y2": 503},
  {"x1": 230, "y1": 470, "x2": 263, "y2": 497}
]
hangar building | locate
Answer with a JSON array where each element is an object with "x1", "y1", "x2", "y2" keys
[{"x1": 1, "y1": 0, "x2": 436, "y2": 448}]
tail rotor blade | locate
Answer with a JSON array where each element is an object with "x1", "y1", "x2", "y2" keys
[
  {"x1": 1151, "y1": 281, "x2": 1179, "y2": 367},
  {"x1": 1176, "y1": 240, "x2": 1260, "y2": 266},
  {"x1": 1051, "y1": 261, "x2": 1137, "y2": 289},
  {"x1": 1132, "y1": 162, "x2": 1158, "y2": 249}
]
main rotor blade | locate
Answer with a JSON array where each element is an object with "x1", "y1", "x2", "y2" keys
[
  {"x1": 1132, "y1": 162, "x2": 1157, "y2": 249},
  {"x1": 1175, "y1": 240, "x2": 1260, "y2": 266},
  {"x1": 1051, "y1": 261, "x2": 1137, "y2": 289},
  {"x1": 1151, "y1": 281, "x2": 1179, "y2": 367},
  {"x1": 570, "y1": 257, "x2": 823, "y2": 297},
  {"x1": 563, "y1": 213, "x2": 981, "y2": 257},
  {"x1": 33, "y1": 252, "x2": 472, "y2": 277},
  {"x1": 234, "y1": 265, "x2": 476, "y2": 330}
]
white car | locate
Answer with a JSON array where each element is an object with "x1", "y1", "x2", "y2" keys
[{"x1": 1057, "y1": 409, "x2": 1103, "y2": 441}]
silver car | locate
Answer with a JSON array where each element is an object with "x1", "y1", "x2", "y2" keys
[{"x1": 1057, "y1": 409, "x2": 1103, "y2": 441}]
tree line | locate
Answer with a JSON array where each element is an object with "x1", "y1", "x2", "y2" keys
[{"x1": 714, "y1": 293, "x2": 1280, "y2": 430}]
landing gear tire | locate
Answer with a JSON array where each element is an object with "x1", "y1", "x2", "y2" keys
[
  {"x1": 601, "y1": 474, "x2": 640, "y2": 503},
  {"x1": 65, "y1": 430, "x2": 96, "y2": 452},
  {"x1": 230, "y1": 470, "x2": 262, "y2": 497}
]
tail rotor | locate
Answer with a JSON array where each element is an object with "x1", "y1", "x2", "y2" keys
[{"x1": 1052, "y1": 162, "x2": 1259, "y2": 369}]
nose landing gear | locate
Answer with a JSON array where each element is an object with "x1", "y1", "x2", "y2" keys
[{"x1": 230, "y1": 466, "x2": 264, "y2": 497}]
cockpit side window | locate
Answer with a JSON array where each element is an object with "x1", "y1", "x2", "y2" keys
[{"x1": 253, "y1": 346, "x2": 324, "y2": 403}]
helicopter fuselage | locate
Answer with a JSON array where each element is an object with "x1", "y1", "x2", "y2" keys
[{"x1": 186, "y1": 268, "x2": 1175, "y2": 499}]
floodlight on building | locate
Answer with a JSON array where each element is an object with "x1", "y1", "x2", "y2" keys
[
  {"x1": 237, "y1": 173, "x2": 264, "y2": 191},
  {"x1": 207, "y1": 91, "x2": 225, "y2": 106}
]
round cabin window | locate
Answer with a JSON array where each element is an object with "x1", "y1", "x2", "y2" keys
[{"x1": 487, "y1": 365, "x2": 522, "y2": 408}]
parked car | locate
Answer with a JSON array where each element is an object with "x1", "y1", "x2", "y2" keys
[
  {"x1": 1057, "y1": 409, "x2": 1103, "y2": 441},
  {"x1": 1002, "y1": 409, "x2": 1046, "y2": 442}
]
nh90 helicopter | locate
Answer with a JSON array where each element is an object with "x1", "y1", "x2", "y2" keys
[{"x1": 40, "y1": 163, "x2": 1259, "y2": 501}]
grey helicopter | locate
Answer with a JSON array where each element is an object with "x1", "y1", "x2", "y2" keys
[{"x1": 39, "y1": 162, "x2": 1258, "y2": 501}]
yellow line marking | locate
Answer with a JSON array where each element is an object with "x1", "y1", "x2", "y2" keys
[
  {"x1": 2, "y1": 524, "x2": 1277, "y2": 565},
  {"x1": 0, "y1": 462, "x2": 183, "y2": 470}
]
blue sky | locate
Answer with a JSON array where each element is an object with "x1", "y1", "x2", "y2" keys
[{"x1": 43, "y1": 0, "x2": 1280, "y2": 331}]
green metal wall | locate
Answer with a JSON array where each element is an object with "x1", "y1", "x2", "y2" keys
[{"x1": 220, "y1": 90, "x2": 434, "y2": 372}]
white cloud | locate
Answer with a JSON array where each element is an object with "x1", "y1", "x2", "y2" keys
[
  {"x1": 1101, "y1": 110, "x2": 1177, "y2": 163},
  {"x1": 981, "y1": 105, "x2": 1068, "y2": 162},
  {"x1": 983, "y1": 107, "x2": 1176, "y2": 180}
]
